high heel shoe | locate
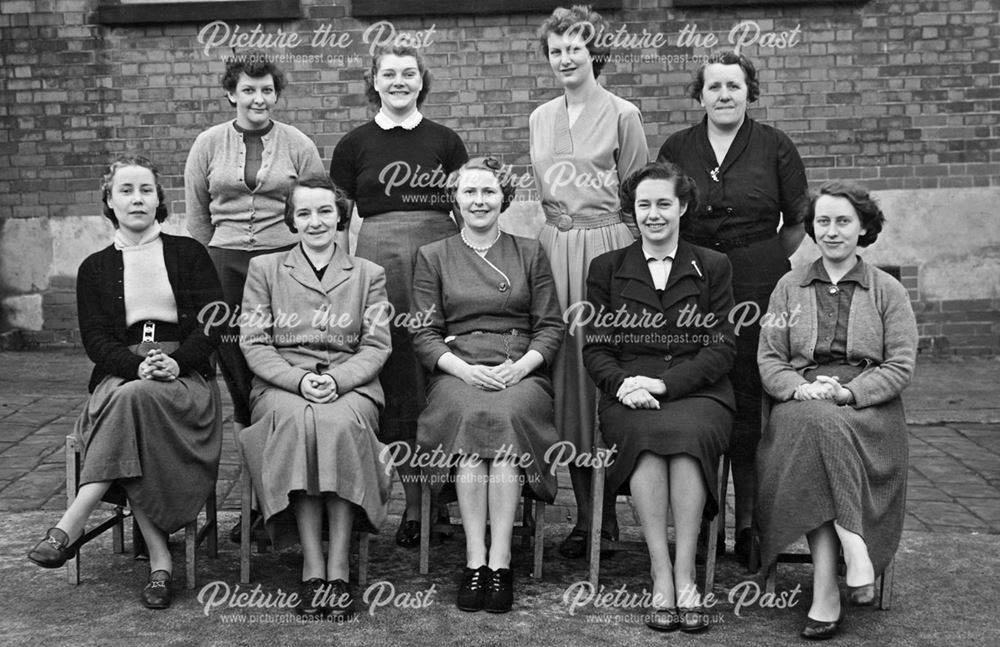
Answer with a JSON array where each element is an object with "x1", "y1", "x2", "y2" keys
[
  {"x1": 27, "y1": 528, "x2": 79, "y2": 568},
  {"x1": 846, "y1": 582, "x2": 875, "y2": 606},
  {"x1": 801, "y1": 601, "x2": 845, "y2": 640}
]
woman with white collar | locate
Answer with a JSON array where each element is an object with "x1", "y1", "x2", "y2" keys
[{"x1": 330, "y1": 44, "x2": 468, "y2": 548}]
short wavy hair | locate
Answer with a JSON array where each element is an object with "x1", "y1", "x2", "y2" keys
[
  {"x1": 536, "y1": 5, "x2": 611, "y2": 79},
  {"x1": 619, "y1": 161, "x2": 699, "y2": 220},
  {"x1": 804, "y1": 181, "x2": 885, "y2": 248},
  {"x1": 100, "y1": 154, "x2": 169, "y2": 227},
  {"x1": 221, "y1": 52, "x2": 287, "y2": 106},
  {"x1": 364, "y1": 45, "x2": 431, "y2": 109},
  {"x1": 688, "y1": 50, "x2": 760, "y2": 103},
  {"x1": 284, "y1": 176, "x2": 352, "y2": 233},
  {"x1": 448, "y1": 156, "x2": 518, "y2": 215}
]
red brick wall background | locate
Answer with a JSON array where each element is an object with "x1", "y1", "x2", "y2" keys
[{"x1": 1, "y1": 0, "x2": 998, "y2": 351}]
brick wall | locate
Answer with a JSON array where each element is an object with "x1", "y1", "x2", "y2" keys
[{"x1": 1, "y1": 0, "x2": 998, "y2": 352}]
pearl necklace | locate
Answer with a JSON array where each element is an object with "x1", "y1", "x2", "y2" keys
[{"x1": 460, "y1": 228, "x2": 501, "y2": 254}]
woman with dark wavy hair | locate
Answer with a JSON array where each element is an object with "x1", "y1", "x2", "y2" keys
[
  {"x1": 29, "y1": 155, "x2": 223, "y2": 610},
  {"x1": 184, "y1": 55, "x2": 325, "y2": 543},
  {"x1": 756, "y1": 181, "x2": 917, "y2": 639},
  {"x1": 531, "y1": 4, "x2": 650, "y2": 559},
  {"x1": 658, "y1": 50, "x2": 809, "y2": 563},
  {"x1": 329, "y1": 44, "x2": 468, "y2": 548}
]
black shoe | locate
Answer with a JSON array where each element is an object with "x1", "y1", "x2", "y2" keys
[
  {"x1": 679, "y1": 606, "x2": 710, "y2": 633},
  {"x1": 28, "y1": 528, "x2": 79, "y2": 568},
  {"x1": 456, "y1": 565, "x2": 489, "y2": 612},
  {"x1": 296, "y1": 578, "x2": 329, "y2": 617},
  {"x1": 141, "y1": 570, "x2": 173, "y2": 610},
  {"x1": 558, "y1": 527, "x2": 587, "y2": 559},
  {"x1": 801, "y1": 607, "x2": 845, "y2": 640},
  {"x1": 645, "y1": 607, "x2": 681, "y2": 632},
  {"x1": 395, "y1": 514, "x2": 420, "y2": 549},
  {"x1": 325, "y1": 579, "x2": 356, "y2": 621},
  {"x1": 229, "y1": 510, "x2": 262, "y2": 544},
  {"x1": 484, "y1": 567, "x2": 514, "y2": 613}
]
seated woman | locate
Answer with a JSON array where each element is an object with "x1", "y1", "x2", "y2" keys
[
  {"x1": 756, "y1": 181, "x2": 918, "y2": 640},
  {"x1": 238, "y1": 176, "x2": 392, "y2": 620},
  {"x1": 582, "y1": 162, "x2": 736, "y2": 634},
  {"x1": 28, "y1": 155, "x2": 224, "y2": 610},
  {"x1": 410, "y1": 157, "x2": 563, "y2": 614}
]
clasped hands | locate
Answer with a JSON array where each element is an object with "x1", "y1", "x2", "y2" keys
[
  {"x1": 137, "y1": 349, "x2": 179, "y2": 381},
  {"x1": 461, "y1": 359, "x2": 529, "y2": 391},
  {"x1": 300, "y1": 372, "x2": 338, "y2": 404},
  {"x1": 616, "y1": 375, "x2": 667, "y2": 410},
  {"x1": 793, "y1": 375, "x2": 854, "y2": 405}
]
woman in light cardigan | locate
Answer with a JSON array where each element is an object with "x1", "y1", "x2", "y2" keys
[
  {"x1": 184, "y1": 56, "x2": 324, "y2": 540},
  {"x1": 755, "y1": 181, "x2": 917, "y2": 640}
]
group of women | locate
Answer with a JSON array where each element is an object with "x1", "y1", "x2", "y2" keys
[{"x1": 27, "y1": 3, "x2": 917, "y2": 640}]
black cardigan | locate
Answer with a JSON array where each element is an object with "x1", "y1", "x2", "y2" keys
[{"x1": 76, "y1": 233, "x2": 224, "y2": 393}]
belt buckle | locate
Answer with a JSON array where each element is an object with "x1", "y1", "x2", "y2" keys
[
  {"x1": 135, "y1": 321, "x2": 161, "y2": 355},
  {"x1": 556, "y1": 214, "x2": 574, "y2": 232}
]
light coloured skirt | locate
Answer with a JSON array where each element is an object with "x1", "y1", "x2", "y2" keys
[
  {"x1": 538, "y1": 221, "x2": 634, "y2": 451},
  {"x1": 355, "y1": 210, "x2": 458, "y2": 442},
  {"x1": 755, "y1": 364, "x2": 909, "y2": 575},
  {"x1": 239, "y1": 384, "x2": 392, "y2": 546},
  {"x1": 75, "y1": 373, "x2": 222, "y2": 534}
]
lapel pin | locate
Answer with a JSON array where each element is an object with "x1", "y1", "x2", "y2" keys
[{"x1": 691, "y1": 260, "x2": 703, "y2": 278}]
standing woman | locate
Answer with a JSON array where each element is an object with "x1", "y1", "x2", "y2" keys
[
  {"x1": 329, "y1": 45, "x2": 469, "y2": 548},
  {"x1": 28, "y1": 156, "x2": 223, "y2": 609},
  {"x1": 184, "y1": 55, "x2": 325, "y2": 534},
  {"x1": 530, "y1": 4, "x2": 649, "y2": 558},
  {"x1": 657, "y1": 51, "x2": 809, "y2": 563}
]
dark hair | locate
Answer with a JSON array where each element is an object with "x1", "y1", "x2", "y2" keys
[
  {"x1": 448, "y1": 156, "x2": 518, "y2": 214},
  {"x1": 100, "y1": 154, "x2": 169, "y2": 227},
  {"x1": 619, "y1": 161, "x2": 699, "y2": 219},
  {"x1": 284, "y1": 176, "x2": 352, "y2": 233},
  {"x1": 221, "y1": 53, "x2": 286, "y2": 106},
  {"x1": 688, "y1": 50, "x2": 760, "y2": 103},
  {"x1": 364, "y1": 45, "x2": 431, "y2": 109},
  {"x1": 804, "y1": 181, "x2": 885, "y2": 248},
  {"x1": 537, "y1": 5, "x2": 611, "y2": 79}
]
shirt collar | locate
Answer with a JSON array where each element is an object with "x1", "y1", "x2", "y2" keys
[
  {"x1": 642, "y1": 243, "x2": 678, "y2": 262},
  {"x1": 374, "y1": 108, "x2": 423, "y2": 131},
  {"x1": 801, "y1": 257, "x2": 870, "y2": 288}
]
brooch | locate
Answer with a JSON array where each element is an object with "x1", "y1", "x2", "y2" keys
[{"x1": 709, "y1": 166, "x2": 721, "y2": 183}]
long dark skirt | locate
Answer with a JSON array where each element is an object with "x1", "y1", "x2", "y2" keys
[
  {"x1": 599, "y1": 395, "x2": 732, "y2": 519},
  {"x1": 755, "y1": 365, "x2": 909, "y2": 575},
  {"x1": 75, "y1": 373, "x2": 222, "y2": 534},
  {"x1": 355, "y1": 210, "x2": 457, "y2": 442}
]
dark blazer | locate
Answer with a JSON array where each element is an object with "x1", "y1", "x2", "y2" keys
[
  {"x1": 76, "y1": 233, "x2": 223, "y2": 392},
  {"x1": 582, "y1": 238, "x2": 737, "y2": 408}
]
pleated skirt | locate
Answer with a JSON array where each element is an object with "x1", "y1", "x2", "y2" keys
[{"x1": 75, "y1": 373, "x2": 222, "y2": 534}]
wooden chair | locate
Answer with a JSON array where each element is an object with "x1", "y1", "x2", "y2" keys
[
  {"x1": 64, "y1": 435, "x2": 219, "y2": 590},
  {"x1": 238, "y1": 460, "x2": 370, "y2": 586},
  {"x1": 418, "y1": 481, "x2": 546, "y2": 578},
  {"x1": 588, "y1": 451, "x2": 729, "y2": 594},
  {"x1": 752, "y1": 395, "x2": 896, "y2": 609}
]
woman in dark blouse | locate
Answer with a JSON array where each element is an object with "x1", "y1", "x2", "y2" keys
[
  {"x1": 658, "y1": 50, "x2": 808, "y2": 562},
  {"x1": 330, "y1": 44, "x2": 468, "y2": 548}
]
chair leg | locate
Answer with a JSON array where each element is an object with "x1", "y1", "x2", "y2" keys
[
  {"x1": 765, "y1": 563, "x2": 777, "y2": 595},
  {"x1": 588, "y1": 464, "x2": 605, "y2": 589},
  {"x1": 206, "y1": 490, "x2": 218, "y2": 558},
  {"x1": 240, "y1": 464, "x2": 252, "y2": 584},
  {"x1": 521, "y1": 498, "x2": 534, "y2": 553},
  {"x1": 419, "y1": 482, "x2": 431, "y2": 575},
  {"x1": 358, "y1": 532, "x2": 370, "y2": 588},
  {"x1": 703, "y1": 456, "x2": 726, "y2": 594},
  {"x1": 65, "y1": 436, "x2": 81, "y2": 585},
  {"x1": 879, "y1": 557, "x2": 894, "y2": 610},
  {"x1": 532, "y1": 501, "x2": 545, "y2": 579},
  {"x1": 186, "y1": 517, "x2": 197, "y2": 590}
]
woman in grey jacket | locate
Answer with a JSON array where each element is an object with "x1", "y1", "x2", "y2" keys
[{"x1": 755, "y1": 181, "x2": 918, "y2": 640}]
